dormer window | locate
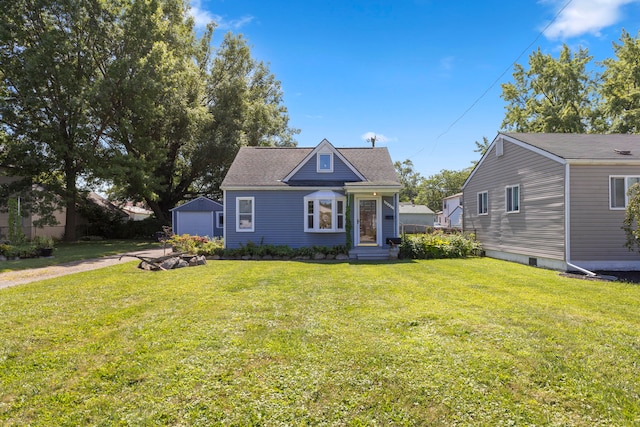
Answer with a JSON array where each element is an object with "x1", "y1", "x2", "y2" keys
[{"x1": 317, "y1": 152, "x2": 333, "y2": 173}]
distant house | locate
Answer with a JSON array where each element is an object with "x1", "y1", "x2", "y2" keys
[
  {"x1": 442, "y1": 193, "x2": 463, "y2": 228},
  {"x1": 0, "y1": 174, "x2": 66, "y2": 239},
  {"x1": 121, "y1": 203, "x2": 154, "y2": 221},
  {"x1": 170, "y1": 196, "x2": 223, "y2": 238},
  {"x1": 220, "y1": 139, "x2": 402, "y2": 259},
  {"x1": 463, "y1": 132, "x2": 640, "y2": 272},
  {"x1": 399, "y1": 202, "x2": 435, "y2": 233}
]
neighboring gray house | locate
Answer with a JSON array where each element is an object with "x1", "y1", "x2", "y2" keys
[
  {"x1": 463, "y1": 132, "x2": 640, "y2": 272},
  {"x1": 220, "y1": 139, "x2": 402, "y2": 259},
  {"x1": 170, "y1": 196, "x2": 223, "y2": 238},
  {"x1": 399, "y1": 202, "x2": 435, "y2": 233}
]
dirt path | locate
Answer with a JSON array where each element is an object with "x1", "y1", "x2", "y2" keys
[{"x1": 0, "y1": 248, "x2": 168, "y2": 290}]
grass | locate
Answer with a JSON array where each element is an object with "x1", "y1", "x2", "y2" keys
[
  {"x1": 0, "y1": 240, "x2": 162, "y2": 273},
  {"x1": 0, "y1": 258, "x2": 639, "y2": 426}
]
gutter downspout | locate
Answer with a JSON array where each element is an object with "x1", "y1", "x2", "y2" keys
[{"x1": 566, "y1": 262, "x2": 597, "y2": 277}]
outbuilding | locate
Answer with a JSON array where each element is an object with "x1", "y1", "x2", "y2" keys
[{"x1": 170, "y1": 196, "x2": 223, "y2": 238}]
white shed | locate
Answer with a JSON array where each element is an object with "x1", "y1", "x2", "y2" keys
[{"x1": 170, "y1": 196, "x2": 223, "y2": 238}]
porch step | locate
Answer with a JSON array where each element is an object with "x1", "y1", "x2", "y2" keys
[{"x1": 349, "y1": 247, "x2": 391, "y2": 261}]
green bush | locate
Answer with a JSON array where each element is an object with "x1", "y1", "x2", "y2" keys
[
  {"x1": 168, "y1": 234, "x2": 220, "y2": 254},
  {"x1": 399, "y1": 231, "x2": 481, "y2": 259},
  {"x1": 165, "y1": 235, "x2": 350, "y2": 259}
]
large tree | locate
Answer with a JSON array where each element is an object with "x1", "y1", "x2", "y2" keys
[
  {"x1": 394, "y1": 159, "x2": 423, "y2": 202},
  {"x1": 415, "y1": 168, "x2": 471, "y2": 213},
  {"x1": 0, "y1": 0, "x2": 117, "y2": 240},
  {"x1": 95, "y1": 0, "x2": 212, "y2": 223},
  {"x1": 100, "y1": 20, "x2": 298, "y2": 222},
  {"x1": 501, "y1": 44, "x2": 598, "y2": 133},
  {"x1": 599, "y1": 30, "x2": 640, "y2": 133}
]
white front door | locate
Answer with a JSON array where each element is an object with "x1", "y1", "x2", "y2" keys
[{"x1": 356, "y1": 197, "x2": 381, "y2": 246}]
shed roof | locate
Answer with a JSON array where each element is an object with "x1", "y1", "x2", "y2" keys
[
  {"x1": 170, "y1": 196, "x2": 222, "y2": 212},
  {"x1": 221, "y1": 142, "x2": 400, "y2": 188},
  {"x1": 399, "y1": 202, "x2": 434, "y2": 214},
  {"x1": 502, "y1": 132, "x2": 640, "y2": 160}
]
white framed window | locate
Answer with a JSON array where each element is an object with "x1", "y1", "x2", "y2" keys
[
  {"x1": 317, "y1": 152, "x2": 333, "y2": 173},
  {"x1": 478, "y1": 191, "x2": 488, "y2": 215},
  {"x1": 610, "y1": 176, "x2": 640, "y2": 209},
  {"x1": 236, "y1": 197, "x2": 254, "y2": 232},
  {"x1": 216, "y1": 211, "x2": 224, "y2": 228},
  {"x1": 505, "y1": 185, "x2": 520, "y2": 213},
  {"x1": 304, "y1": 191, "x2": 346, "y2": 232}
]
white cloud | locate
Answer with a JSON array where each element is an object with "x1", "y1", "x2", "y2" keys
[
  {"x1": 188, "y1": 1, "x2": 254, "y2": 30},
  {"x1": 361, "y1": 132, "x2": 396, "y2": 145},
  {"x1": 543, "y1": 0, "x2": 640, "y2": 39}
]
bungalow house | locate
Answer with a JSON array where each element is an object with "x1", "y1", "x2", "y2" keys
[
  {"x1": 170, "y1": 196, "x2": 223, "y2": 238},
  {"x1": 463, "y1": 132, "x2": 640, "y2": 272},
  {"x1": 220, "y1": 139, "x2": 402, "y2": 259}
]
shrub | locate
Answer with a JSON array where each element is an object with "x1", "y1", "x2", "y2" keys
[
  {"x1": 399, "y1": 231, "x2": 481, "y2": 260},
  {"x1": 168, "y1": 234, "x2": 218, "y2": 254}
]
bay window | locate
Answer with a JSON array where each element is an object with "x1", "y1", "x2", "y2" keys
[{"x1": 304, "y1": 191, "x2": 346, "y2": 232}]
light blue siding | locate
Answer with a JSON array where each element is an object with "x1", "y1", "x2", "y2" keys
[
  {"x1": 288, "y1": 155, "x2": 361, "y2": 182},
  {"x1": 171, "y1": 197, "x2": 223, "y2": 238},
  {"x1": 381, "y1": 196, "x2": 396, "y2": 241},
  {"x1": 225, "y1": 190, "x2": 350, "y2": 249}
]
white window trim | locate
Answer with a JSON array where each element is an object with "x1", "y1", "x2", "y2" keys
[
  {"x1": 216, "y1": 211, "x2": 224, "y2": 228},
  {"x1": 236, "y1": 197, "x2": 254, "y2": 232},
  {"x1": 477, "y1": 191, "x2": 488, "y2": 215},
  {"x1": 317, "y1": 152, "x2": 333, "y2": 173},
  {"x1": 609, "y1": 175, "x2": 640, "y2": 210},
  {"x1": 505, "y1": 184, "x2": 520, "y2": 213},
  {"x1": 304, "y1": 192, "x2": 346, "y2": 233}
]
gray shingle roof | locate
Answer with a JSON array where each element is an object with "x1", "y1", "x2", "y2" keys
[
  {"x1": 503, "y1": 132, "x2": 640, "y2": 160},
  {"x1": 221, "y1": 145, "x2": 400, "y2": 188}
]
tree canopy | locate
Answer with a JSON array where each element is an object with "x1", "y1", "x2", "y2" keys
[{"x1": 0, "y1": 0, "x2": 299, "y2": 233}]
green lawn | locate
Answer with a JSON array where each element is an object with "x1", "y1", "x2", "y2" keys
[
  {"x1": 1, "y1": 258, "x2": 639, "y2": 426},
  {"x1": 0, "y1": 240, "x2": 162, "y2": 273}
]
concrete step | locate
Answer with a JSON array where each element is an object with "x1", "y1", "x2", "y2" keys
[{"x1": 349, "y1": 247, "x2": 391, "y2": 260}]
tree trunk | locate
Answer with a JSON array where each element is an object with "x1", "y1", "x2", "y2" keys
[{"x1": 63, "y1": 159, "x2": 78, "y2": 242}]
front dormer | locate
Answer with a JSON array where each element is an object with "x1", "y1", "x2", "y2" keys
[{"x1": 283, "y1": 139, "x2": 365, "y2": 183}]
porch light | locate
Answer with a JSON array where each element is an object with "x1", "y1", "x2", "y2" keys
[{"x1": 373, "y1": 192, "x2": 377, "y2": 196}]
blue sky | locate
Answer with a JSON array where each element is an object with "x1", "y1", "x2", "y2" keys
[{"x1": 189, "y1": 0, "x2": 640, "y2": 177}]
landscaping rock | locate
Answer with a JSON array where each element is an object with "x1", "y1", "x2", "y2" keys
[
  {"x1": 313, "y1": 253, "x2": 326, "y2": 260},
  {"x1": 336, "y1": 254, "x2": 349, "y2": 261},
  {"x1": 160, "y1": 257, "x2": 181, "y2": 270}
]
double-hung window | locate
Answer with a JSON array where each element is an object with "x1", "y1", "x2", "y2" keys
[
  {"x1": 505, "y1": 185, "x2": 520, "y2": 213},
  {"x1": 304, "y1": 191, "x2": 345, "y2": 232},
  {"x1": 478, "y1": 191, "x2": 488, "y2": 215},
  {"x1": 610, "y1": 176, "x2": 640, "y2": 209},
  {"x1": 236, "y1": 197, "x2": 254, "y2": 232}
]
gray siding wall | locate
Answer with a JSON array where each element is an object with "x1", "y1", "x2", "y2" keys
[
  {"x1": 569, "y1": 165, "x2": 640, "y2": 262},
  {"x1": 288, "y1": 155, "x2": 361, "y2": 182},
  {"x1": 399, "y1": 213, "x2": 435, "y2": 226},
  {"x1": 464, "y1": 141, "x2": 566, "y2": 260},
  {"x1": 225, "y1": 189, "x2": 349, "y2": 249}
]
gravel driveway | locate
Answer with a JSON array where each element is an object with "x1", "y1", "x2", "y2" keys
[{"x1": 0, "y1": 248, "x2": 168, "y2": 290}]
